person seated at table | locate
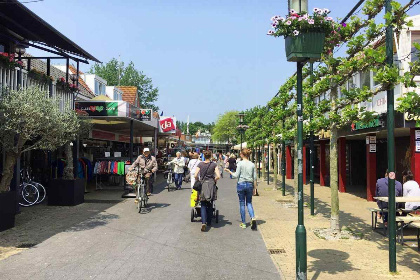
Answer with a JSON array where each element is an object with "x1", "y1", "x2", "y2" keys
[
  {"x1": 375, "y1": 170, "x2": 403, "y2": 225},
  {"x1": 402, "y1": 170, "x2": 420, "y2": 210}
]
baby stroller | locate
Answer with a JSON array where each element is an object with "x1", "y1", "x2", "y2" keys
[{"x1": 190, "y1": 188, "x2": 219, "y2": 223}]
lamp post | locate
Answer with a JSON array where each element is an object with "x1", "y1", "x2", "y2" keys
[
  {"x1": 288, "y1": 1, "x2": 308, "y2": 279},
  {"x1": 237, "y1": 112, "x2": 248, "y2": 152},
  {"x1": 385, "y1": 0, "x2": 396, "y2": 272}
]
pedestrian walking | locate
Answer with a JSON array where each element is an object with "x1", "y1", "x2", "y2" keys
[
  {"x1": 188, "y1": 153, "x2": 201, "y2": 189},
  {"x1": 169, "y1": 152, "x2": 185, "y2": 190},
  {"x1": 195, "y1": 150, "x2": 221, "y2": 232},
  {"x1": 225, "y1": 148, "x2": 257, "y2": 230},
  {"x1": 217, "y1": 152, "x2": 225, "y2": 178},
  {"x1": 227, "y1": 154, "x2": 237, "y2": 179}
]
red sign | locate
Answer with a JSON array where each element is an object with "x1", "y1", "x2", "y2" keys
[
  {"x1": 160, "y1": 117, "x2": 175, "y2": 132},
  {"x1": 92, "y1": 130, "x2": 116, "y2": 141}
]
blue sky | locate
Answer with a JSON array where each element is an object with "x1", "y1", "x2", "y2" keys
[{"x1": 24, "y1": 0, "x2": 420, "y2": 124}]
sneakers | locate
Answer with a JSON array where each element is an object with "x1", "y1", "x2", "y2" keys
[
  {"x1": 251, "y1": 219, "x2": 257, "y2": 230},
  {"x1": 201, "y1": 224, "x2": 206, "y2": 232},
  {"x1": 240, "y1": 223, "x2": 246, "y2": 229}
]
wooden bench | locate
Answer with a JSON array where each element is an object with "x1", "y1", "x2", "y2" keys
[
  {"x1": 395, "y1": 216, "x2": 420, "y2": 247},
  {"x1": 368, "y1": 208, "x2": 388, "y2": 230}
]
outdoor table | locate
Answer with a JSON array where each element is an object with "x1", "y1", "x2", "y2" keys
[{"x1": 374, "y1": 197, "x2": 420, "y2": 245}]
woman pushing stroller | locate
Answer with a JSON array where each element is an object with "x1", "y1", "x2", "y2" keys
[{"x1": 194, "y1": 150, "x2": 221, "y2": 232}]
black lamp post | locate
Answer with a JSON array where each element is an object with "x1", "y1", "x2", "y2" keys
[{"x1": 237, "y1": 112, "x2": 248, "y2": 151}]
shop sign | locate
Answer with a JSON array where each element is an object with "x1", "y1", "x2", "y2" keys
[
  {"x1": 351, "y1": 118, "x2": 382, "y2": 131},
  {"x1": 92, "y1": 130, "x2": 116, "y2": 141},
  {"x1": 76, "y1": 102, "x2": 119, "y2": 116},
  {"x1": 369, "y1": 144, "x2": 376, "y2": 153},
  {"x1": 416, "y1": 130, "x2": 420, "y2": 140},
  {"x1": 318, "y1": 129, "x2": 331, "y2": 139},
  {"x1": 416, "y1": 141, "x2": 420, "y2": 153},
  {"x1": 159, "y1": 117, "x2": 176, "y2": 133},
  {"x1": 405, "y1": 112, "x2": 420, "y2": 128},
  {"x1": 128, "y1": 105, "x2": 152, "y2": 121}
]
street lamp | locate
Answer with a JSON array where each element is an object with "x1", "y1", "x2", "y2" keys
[
  {"x1": 288, "y1": 0, "x2": 308, "y2": 12},
  {"x1": 237, "y1": 112, "x2": 248, "y2": 151}
]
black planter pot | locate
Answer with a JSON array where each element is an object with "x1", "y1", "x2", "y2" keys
[
  {"x1": 48, "y1": 178, "x2": 85, "y2": 206},
  {"x1": 0, "y1": 191, "x2": 16, "y2": 232}
]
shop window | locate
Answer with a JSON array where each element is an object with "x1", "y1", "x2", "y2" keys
[
  {"x1": 0, "y1": 44, "x2": 4, "y2": 53},
  {"x1": 372, "y1": 71, "x2": 380, "y2": 87},
  {"x1": 411, "y1": 31, "x2": 420, "y2": 62},
  {"x1": 360, "y1": 72, "x2": 370, "y2": 89}
]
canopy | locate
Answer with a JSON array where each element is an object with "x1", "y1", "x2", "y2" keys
[
  {"x1": 0, "y1": 0, "x2": 100, "y2": 62},
  {"x1": 233, "y1": 142, "x2": 247, "y2": 150}
]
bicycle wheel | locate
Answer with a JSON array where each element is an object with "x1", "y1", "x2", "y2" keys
[
  {"x1": 138, "y1": 184, "x2": 142, "y2": 213},
  {"x1": 19, "y1": 183, "x2": 39, "y2": 207},
  {"x1": 33, "y1": 182, "x2": 46, "y2": 204}
]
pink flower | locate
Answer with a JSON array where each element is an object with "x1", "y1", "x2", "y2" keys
[
  {"x1": 325, "y1": 17, "x2": 333, "y2": 21},
  {"x1": 323, "y1": 9, "x2": 330, "y2": 14},
  {"x1": 308, "y1": 19, "x2": 315, "y2": 24},
  {"x1": 17, "y1": 61, "x2": 23, "y2": 66},
  {"x1": 279, "y1": 17, "x2": 285, "y2": 22},
  {"x1": 289, "y1": 16, "x2": 296, "y2": 20},
  {"x1": 285, "y1": 21, "x2": 292, "y2": 25},
  {"x1": 267, "y1": 30, "x2": 274, "y2": 35},
  {"x1": 298, "y1": 17, "x2": 303, "y2": 21},
  {"x1": 290, "y1": 9, "x2": 296, "y2": 14},
  {"x1": 313, "y1": 8, "x2": 320, "y2": 13},
  {"x1": 293, "y1": 30, "x2": 300, "y2": 36}
]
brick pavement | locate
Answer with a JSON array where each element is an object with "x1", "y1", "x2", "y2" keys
[{"x1": 253, "y1": 177, "x2": 420, "y2": 279}]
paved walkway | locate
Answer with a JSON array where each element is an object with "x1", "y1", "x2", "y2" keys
[
  {"x1": 0, "y1": 176, "x2": 281, "y2": 280},
  {"x1": 253, "y1": 176, "x2": 420, "y2": 279}
]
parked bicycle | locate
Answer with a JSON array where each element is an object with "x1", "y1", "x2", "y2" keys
[{"x1": 19, "y1": 167, "x2": 47, "y2": 206}]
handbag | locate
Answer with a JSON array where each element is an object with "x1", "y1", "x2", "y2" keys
[{"x1": 193, "y1": 162, "x2": 213, "y2": 192}]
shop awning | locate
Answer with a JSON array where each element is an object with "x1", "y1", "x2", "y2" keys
[
  {"x1": 75, "y1": 100, "x2": 158, "y2": 138},
  {"x1": 0, "y1": 0, "x2": 100, "y2": 62},
  {"x1": 233, "y1": 142, "x2": 247, "y2": 150}
]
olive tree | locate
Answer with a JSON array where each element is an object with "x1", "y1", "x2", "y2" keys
[{"x1": 0, "y1": 86, "x2": 79, "y2": 192}]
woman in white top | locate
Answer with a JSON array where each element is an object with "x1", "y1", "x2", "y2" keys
[
  {"x1": 403, "y1": 170, "x2": 420, "y2": 210},
  {"x1": 188, "y1": 153, "x2": 201, "y2": 189},
  {"x1": 169, "y1": 152, "x2": 185, "y2": 190}
]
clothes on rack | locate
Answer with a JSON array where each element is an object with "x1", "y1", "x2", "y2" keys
[
  {"x1": 77, "y1": 158, "x2": 94, "y2": 181},
  {"x1": 93, "y1": 160, "x2": 127, "y2": 175}
]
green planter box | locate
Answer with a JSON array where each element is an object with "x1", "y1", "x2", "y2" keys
[{"x1": 285, "y1": 32, "x2": 326, "y2": 62}]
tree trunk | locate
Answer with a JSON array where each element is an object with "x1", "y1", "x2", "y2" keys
[
  {"x1": 294, "y1": 138, "x2": 299, "y2": 205},
  {"x1": 330, "y1": 87, "x2": 340, "y2": 233},
  {"x1": 273, "y1": 146, "x2": 278, "y2": 190},
  {"x1": 63, "y1": 142, "x2": 74, "y2": 180},
  {"x1": 0, "y1": 151, "x2": 18, "y2": 193},
  {"x1": 262, "y1": 146, "x2": 266, "y2": 180}
]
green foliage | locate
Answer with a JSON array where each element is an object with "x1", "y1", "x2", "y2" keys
[
  {"x1": 212, "y1": 111, "x2": 239, "y2": 144},
  {"x1": 89, "y1": 59, "x2": 159, "y2": 111},
  {"x1": 176, "y1": 121, "x2": 214, "y2": 135},
  {"x1": 0, "y1": 86, "x2": 80, "y2": 192}
]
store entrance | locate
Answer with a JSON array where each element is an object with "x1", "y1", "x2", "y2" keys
[{"x1": 347, "y1": 140, "x2": 367, "y2": 198}]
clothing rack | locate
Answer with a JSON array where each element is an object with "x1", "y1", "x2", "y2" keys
[{"x1": 94, "y1": 157, "x2": 130, "y2": 190}]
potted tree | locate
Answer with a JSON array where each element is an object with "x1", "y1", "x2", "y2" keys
[
  {"x1": 267, "y1": 8, "x2": 340, "y2": 62},
  {"x1": 47, "y1": 119, "x2": 91, "y2": 206},
  {"x1": 0, "y1": 86, "x2": 79, "y2": 231}
]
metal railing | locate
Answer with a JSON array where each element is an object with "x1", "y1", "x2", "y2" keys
[{"x1": 0, "y1": 64, "x2": 74, "y2": 111}]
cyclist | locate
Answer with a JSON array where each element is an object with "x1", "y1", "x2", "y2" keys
[{"x1": 129, "y1": 147, "x2": 158, "y2": 196}]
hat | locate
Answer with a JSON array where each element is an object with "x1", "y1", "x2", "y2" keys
[{"x1": 143, "y1": 148, "x2": 150, "y2": 152}]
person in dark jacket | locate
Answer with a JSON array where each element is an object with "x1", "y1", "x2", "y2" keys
[{"x1": 375, "y1": 170, "x2": 403, "y2": 224}]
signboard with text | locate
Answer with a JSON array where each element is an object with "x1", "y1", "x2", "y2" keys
[
  {"x1": 159, "y1": 116, "x2": 177, "y2": 133},
  {"x1": 75, "y1": 101, "x2": 126, "y2": 117},
  {"x1": 128, "y1": 105, "x2": 152, "y2": 121}
]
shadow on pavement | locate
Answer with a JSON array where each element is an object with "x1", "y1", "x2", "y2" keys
[
  {"x1": 211, "y1": 215, "x2": 233, "y2": 228},
  {"x1": 68, "y1": 212, "x2": 119, "y2": 232},
  {"x1": 140, "y1": 202, "x2": 171, "y2": 214},
  {"x1": 308, "y1": 249, "x2": 355, "y2": 280}
]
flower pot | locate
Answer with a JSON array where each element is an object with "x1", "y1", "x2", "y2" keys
[
  {"x1": 48, "y1": 178, "x2": 85, "y2": 206},
  {"x1": 285, "y1": 32, "x2": 326, "y2": 62},
  {"x1": 0, "y1": 191, "x2": 16, "y2": 232}
]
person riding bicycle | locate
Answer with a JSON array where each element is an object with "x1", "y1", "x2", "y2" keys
[{"x1": 129, "y1": 147, "x2": 158, "y2": 196}]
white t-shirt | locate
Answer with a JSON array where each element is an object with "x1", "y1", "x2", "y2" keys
[
  {"x1": 188, "y1": 159, "x2": 200, "y2": 175},
  {"x1": 403, "y1": 180, "x2": 420, "y2": 210}
]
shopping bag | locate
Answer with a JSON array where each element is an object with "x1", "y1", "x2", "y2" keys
[{"x1": 190, "y1": 190, "x2": 198, "y2": 207}]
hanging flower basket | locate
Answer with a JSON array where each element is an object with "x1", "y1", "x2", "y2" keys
[
  {"x1": 285, "y1": 32, "x2": 326, "y2": 62},
  {"x1": 268, "y1": 8, "x2": 342, "y2": 62}
]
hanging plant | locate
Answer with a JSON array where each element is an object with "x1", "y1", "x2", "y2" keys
[
  {"x1": 28, "y1": 69, "x2": 54, "y2": 84},
  {"x1": 268, "y1": 8, "x2": 342, "y2": 62},
  {"x1": 0, "y1": 52, "x2": 23, "y2": 69},
  {"x1": 56, "y1": 77, "x2": 79, "y2": 92}
]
